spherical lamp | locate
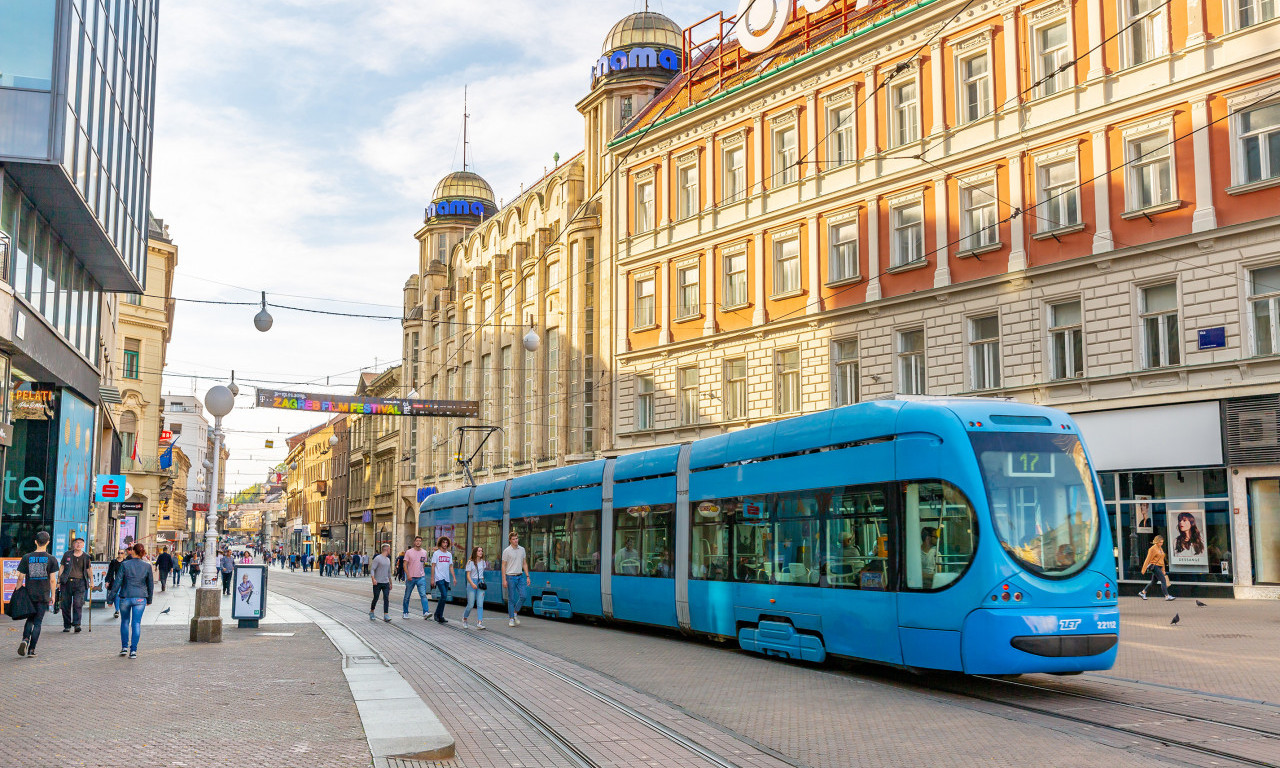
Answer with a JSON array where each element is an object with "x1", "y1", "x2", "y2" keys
[
  {"x1": 205, "y1": 385, "x2": 235, "y2": 418},
  {"x1": 254, "y1": 291, "x2": 273, "y2": 333},
  {"x1": 329, "y1": 435, "x2": 339, "y2": 447}
]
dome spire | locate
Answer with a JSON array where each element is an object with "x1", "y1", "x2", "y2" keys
[{"x1": 462, "y1": 84, "x2": 470, "y2": 172}]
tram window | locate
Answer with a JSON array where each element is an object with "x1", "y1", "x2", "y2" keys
[
  {"x1": 903, "y1": 480, "x2": 977, "y2": 591},
  {"x1": 825, "y1": 485, "x2": 891, "y2": 590},
  {"x1": 548, "y1": 514, "x2": 572, "y2": 572},
  {"x1": 643, "y1": 506, "x2": 674, "y2": 577},
  {"x1": 773, "y1": 491, "x2": 825, "y2": 585},
  {"x1": 691, "y1": 499, "x2": 732, "y2": 581},
  {"x1": 515, "y1": 516, "x2": 552, "y2": 572},
  {"x1": 569, "y1": 511, "x2": 600, "y2": 574},
  {"x1": 613, "y1": 503, "x2": 674, "y2": 577},
  {"x1": 473, "y1": 520, "x2": 501, "y2": 568}
]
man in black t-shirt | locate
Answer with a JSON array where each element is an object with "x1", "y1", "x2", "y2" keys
[
  {"x1": 16, "y1": 531, "x2": 58, "y2": 658},
  {"x1": 59, "y1": 537, "x2": 93, "y2": 631}
]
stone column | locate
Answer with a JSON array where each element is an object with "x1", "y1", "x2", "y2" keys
[
  {"x1": 659, "y1": 259, "x2": 672, "y2": 344},
  {"x1": 753, "y1": 115, "x2": 766, "y2": 194},
  {"x1": 805, "y1": 93, "x2": 818, "y2": 179},
  {"x1": 704, "y1": 136, "x2": 715, "y2": 218},
  {"x1": 753, "y1": 232, "x2": 767, "y2": 325},
  {"x1": 930, "y1": 42, "x2": 946, "y2": 136},
  {"x1": 1007, "y1": 154, "x2": 1028, "y2": 271},
  {"x1": 703, "y1": 248, "x2": 716, "y2": 335},
  {"x1": 1091, "y1": 128, "x2": 1114, "y2": 254},
  {"x1": 807, "y1": 215, "x2": 822, "y2": 314},
  {"x1": 866, "y1": 196, "x2": 882, "y2": 301},
  {"x1": 933, "y1": 178, "x2": 951, "y2": 289},
  {"x1": 863, "y1": 67, "x2": 878, "y2": 160},
  {"x1": 1190, "y1": 95, "x2": 1218, "y2": 233},
  {"x1": 660, "y1": 152, "x2": 671, "y2": 227},
  {"x1": 1002, "y1": 11, "x2": 1020, "y2": 102},
  {"x1": 1085, "y1": 0, "x2": 1106, "y2": 81}
]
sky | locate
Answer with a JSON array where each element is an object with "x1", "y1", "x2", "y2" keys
[{"x1": 152, "y1": 0, "x2": 724, "y2": 492}]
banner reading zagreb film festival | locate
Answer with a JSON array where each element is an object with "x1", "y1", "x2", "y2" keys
[
  {"x1": 230, "y1": 564, "x2": 267, "y2": 620},
  {"x1": 255, "y1": 389, "x2": 478, "y2": 418}
]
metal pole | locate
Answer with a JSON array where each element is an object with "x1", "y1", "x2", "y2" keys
[{"x1": 200, "y1": 415, "x2": 223, "y2": 589}]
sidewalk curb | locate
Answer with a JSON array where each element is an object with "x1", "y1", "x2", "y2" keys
[{"x1": 273, "y1": 593, "x2": 456, "y2": 762}]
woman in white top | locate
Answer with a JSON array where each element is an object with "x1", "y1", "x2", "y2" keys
[{"x1": 463, "y1": 546, "x2": 487, "y2": 629}]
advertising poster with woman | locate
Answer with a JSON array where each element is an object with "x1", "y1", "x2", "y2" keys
[
  {"x1": 1134, "y1": 495, "x2": 1153, "y2": 533},
  {"x1": 1168, "y1": 507, "x2": 1209, "y2": 570}
]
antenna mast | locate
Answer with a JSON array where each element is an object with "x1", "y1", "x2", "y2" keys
[{"x1": 462, "y1": 85, "x2": 469, "y2": 171}]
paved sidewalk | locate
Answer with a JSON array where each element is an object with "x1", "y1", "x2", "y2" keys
[{"x1": 0, "y1": 609, "x2": 369, "y2": 767}]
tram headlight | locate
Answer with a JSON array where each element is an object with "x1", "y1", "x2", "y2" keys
[
  {"x1": 1096, "y1": 590, "x2": 1103, "y2": 599},
  {"x1": 1000, "y1": 592, "x2": 1010, "y2": 601},
  {"x1": 1013, "y1": 592, "x2": 1022, "y2": 601}
]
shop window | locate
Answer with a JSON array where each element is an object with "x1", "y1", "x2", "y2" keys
[
  {"x1": 613, "y1": 503, "x2": 674, "y2": 577},
  {"x1": 1249, "y1": 264, "x2": 1280, "y2": 355},
  {"x1": 1247, "y1": 478, "x2": 1280, "y2": 584},
  {"x1": 1111, "y1": 469, "x2": 1232, "y2": 584}
]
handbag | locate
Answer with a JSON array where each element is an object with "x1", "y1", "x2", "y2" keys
[{"x1": 6, "y1": 586, "x2": 36, "y2": 621}]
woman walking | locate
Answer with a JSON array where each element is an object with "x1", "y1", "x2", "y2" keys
[
  {"x1": 1139, "y1": 535, "x2": 1176, "y2": 601},
  {"x1": 462, "y1": 546, "x2": 487, "y2": 630},
  {"x1": 115, "y1": 542, "x2": 154, "y2": 658},
  {"x1": 187, "y1": 551, "x2": 200, "y2": 586}
]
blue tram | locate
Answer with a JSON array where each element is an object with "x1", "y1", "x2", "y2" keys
[{"x1": 420, "y1": 398, "x2": 1119, "y2": 674}]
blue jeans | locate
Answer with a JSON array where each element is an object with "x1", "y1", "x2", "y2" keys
[
  {"x1": 433, "y1": 579, "x2": 450, "y2": 621},
  {"x1": 506, "y1": 574, "x2": 527, "y2": 619},
  {"x1": 402, "y1": 576, "x2": 428, "y2": 614},
  {"x1": 464, "y1": 584, "x2": 485, "y2": 622},
  {"x1": 119, "y1": 597, "x2": 146, "y2": 652}
]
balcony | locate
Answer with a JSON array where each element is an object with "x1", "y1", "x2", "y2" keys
[{"x1": 122, "y1": 455, "x2": 176, "y2": 476}]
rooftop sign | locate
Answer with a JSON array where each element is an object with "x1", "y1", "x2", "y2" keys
[
  {"x1": 592, "y1": 46, "x2": 681, "y2": 82},
  {"x1": 736, "y1": 0, "x2": 836, "y2": 53},
  {"x1": 256, "y1": 389, "x2": 479, "y2": 418},
  {"x1": 427, "y1": 198, "x2": 494, "y2": 219}
]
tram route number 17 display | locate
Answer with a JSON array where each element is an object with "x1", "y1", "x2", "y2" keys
[{"x1": 1006, "y1": 452, "x2": 1056, "y2": 478}]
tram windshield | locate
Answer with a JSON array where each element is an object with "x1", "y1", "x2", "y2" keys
[{"x1": 971, "y1": 432, "x2": 1100, "y2": 579}]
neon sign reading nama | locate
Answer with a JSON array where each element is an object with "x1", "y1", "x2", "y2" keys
[
  {"x1": 592, "y1": 47, "x2": 681, "y2": 82},
  {"x1": 427, "y1": 199, "x2": 491, "y2": 218}
]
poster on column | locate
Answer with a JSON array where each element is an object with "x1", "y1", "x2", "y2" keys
[{"x1": 1168, "y1": 507, "x2": 1209, "y2": 571}]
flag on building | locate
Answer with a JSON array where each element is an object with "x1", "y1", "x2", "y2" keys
[{"x1": 159, "y1": 438, "x2": 176, "y2": 470}]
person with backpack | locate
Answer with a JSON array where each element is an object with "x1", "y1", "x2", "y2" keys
[{"x1": 15, "y1": 531, "x2": 58, "y2": 658}]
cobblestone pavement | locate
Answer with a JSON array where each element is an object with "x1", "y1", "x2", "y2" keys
[
  {"x1": 273, "y1": 570, "x2": 1237, "y2": 768},
  {"x1": 0, "y1": 613, "x2": 369, "y2": 768}
]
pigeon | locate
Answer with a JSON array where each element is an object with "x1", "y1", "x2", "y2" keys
[
  {"x1": 1195, "y1": 600, "x2": 1207, "y2": 607},
  {"x1": 160, "y1": 607, "x2": 171, "y2": 615},
  {"x1": 1170, "y1": 613, "x2": 1180, "y2": 625}
]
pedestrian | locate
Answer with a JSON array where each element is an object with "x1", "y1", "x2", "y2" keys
[
  {"x1": 105, "y1": 549, "x2": 127, "y2": 618},
  {"x1": 369, "y1": 543, "x2": 393, "y2": 622},
  {"x1": 290, "y1": 553, "x2": 297, "y2": 572},
  {"x1": 155, "y1": 546, "x2": 174, "y2": 592},
  {"x1": 394, "y1": 550, "x2": 405, "y2": 582},
  {"x1": 462, "y1": 546, "x2": 487, "y2": 630},
  {"x1": 171, "y1": 552, "x2": 183, "y2": 588},
  {"x1": 401, "y1": 537, "x2": 431, "y2": 619},
  {"x1": 1140, "y1": 535, "x2": 1176, "y2": 601},
  {"x1": 57, "y1": 536, "x2": 93, "y2": 633},
  {"x1": 218, "y1": 550, "x2": 235, "y2": 596},
  {"x1": 431, "y1": 537, "x2": 454, "y2": 624},
  {"x1": 501, "y1": 531, "x2": 530, "y2": 628},
  {"x1": 114, "y1": 542, "x2": 154, "y2": 658},
  {"x1": 15, "y1": 531, "x2": 58, "y2": 658},
  {"x1": 188, "y1": 551, "x2": 200, "y2": 586}
]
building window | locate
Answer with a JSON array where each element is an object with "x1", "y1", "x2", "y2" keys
[
  {"x1": 897, "y1": 329, "x2": 926, "y2": 395},
  {"x1": 634, "y1": 179, "x2": 654, "y2": 233},
  {"x1": 891, "y1": 79, "x2": 919, "y2": 146},
  {"x1": 958, "y1": 52, "x2": 991, "y2": 123},
  {"x1": 1037, "y1": 159, "x2": 1080, "y2": 232},
  {"x1": 891, "y1": 200, "x2": 924, "y2": 267},
  {"x1": 1126, "y1": 133, "x2": 1175, "y2": 211},
  {"x1": 1141, "y1": 283, "x2": 1180, "y2": 368},
  {"x1": 1048, "y1": 300, "x2": 1085, "y2": 379},
  {"x1": 123, "y1": 338, "x2": 140, "y2": 379},
  {"x1": 773, "y1": 235, "x2": 801, "y2": 295},
  {"x1": 1123, "y1": 0, "x2": 1168, "y2": 67},
  {"x1": 723, "y1": 251, "x2": 748, "y2": 307},
  {"x1": 1249, "y1": 265, "x2": 1280, "y2": 355},
  {"x1": 635, "y1": 375, "x2": 655, "y2": 430},
  {"x1": 723, "y1": 145, "x2": 746, "y2": 203},
  {"x1": 1238, "y1": 101, "x2": 1280, "y2": 185},
  {"x1": 828, "y1": 219, "x2": 858, "y2": 282},
  {"x1": 677, "y1": 163, "x2": 698, "y2": 219},
  {"x1": 831, "y1": 338, "x2": 859, "y2": 407},
  {"x1": 1237, "y1": 0, "x2": 1277, "y2": 28},
  {"x1": 677, "y1": 265, "x2": 699, "y2": 319},
  {"x1": 969, "y1": 315, "x2": 1001, "y2": 390},
  {"x1": 633, "y1": 276, "x2": 655, "y2": 328},
  {"x1": 436, "y1": 233, "x2": 448, "y2": 262},
  {"x1": 678, "y1": 366, "x2": 699, "y2": 425},
  {"x1": 723, "y1": 358, "x2": 747, "y2": 420},
  {"x1": 620, "y1": 95, "x2": 634, "y2": 122},
  {"x1": 545, "y1": 327, "x2": 560, "y2": 458},
  {"x1": 959, "y1": 180, "x2": 999, "y2": 252},
  {"x1": 1035, "y1": 20, "x2": 1072, "y2": 97},
  {"x1": 775, "y1": 348, "x2": 801, "y2": 414},
  {"x1": 829, "y1": 103, "x2": 855, "y2": 167},
  {"x1": 774, "y1": 125, "x2": 798, "y2": 185}
]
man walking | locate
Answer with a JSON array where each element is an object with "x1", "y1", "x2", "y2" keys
[
  {"x1": 155, "y1": 546, "x2": 174, "y2": 592},
  {"x1": 16, "y1": 531, "x2": 58, "y2": 657},
  {"x1": 57, "y1": 537, "x2": 93, "y2": 633},
  {"x1": 369, "y1": 543, "x2": 393, "y2": 622},
  {"x1": 431, "y1": 537, "x2": 454, "y2": 624},
  {"x1": 502, "y1": 531, "x2": 530, "y2": 628},
  {"x1": 218, "y1": 550, "x2": 235, "y2": 596},
  {"x1": 401, "y1": 537, "x2": 431, "y2": 619}
]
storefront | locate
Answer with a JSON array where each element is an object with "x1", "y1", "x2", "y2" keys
[{"x1": 1223, "y1": 394, "x2": 1280, "y2": 599}]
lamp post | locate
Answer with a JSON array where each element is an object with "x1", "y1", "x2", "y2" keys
[{"x1": 191, "y1": 385, "x2": 234, "y2": 643}]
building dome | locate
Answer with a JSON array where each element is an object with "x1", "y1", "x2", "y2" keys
[
  {"x1": 601, "y1": 12, "x2": 682, "y2": 54},
  {"x1": 432, "y1": 171, "x2": 495, "y2": 205}
]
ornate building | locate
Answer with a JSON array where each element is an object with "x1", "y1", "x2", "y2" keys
[{"x1": 347, "y1": 367, "x2": 404, "y2": 550}]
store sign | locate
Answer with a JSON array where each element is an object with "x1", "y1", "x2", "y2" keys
[
  {"x1": 735, "y1": 0, "x2": 835, "y2": 54},
  {"x1": 592, "y1": 46, "x2": 681, "y2": 81},
  {"x1": 417, "y1": 487, "x2": 438, "y2": 503},
  {"x1": 426, "y1": 199, "x2": 493, "y2": 218},
  {"x1": 119, "y1": 501, "x2": 144, "y2": 512},
  {"x1": 193, "y1": 503, "x2": 209, "y2": 512},
  {"x1": 95, "y1": 474, "x2": 128, "y2": 502},
  {"x1": 256, "y1": 388, "x2": 479, "y2": 418},
  {"x1": 12, "y1": 388, "x2": 54, "y2": 420},
  {"x1": 160, "y1": 430, "x2": 173, "y2": 441}
]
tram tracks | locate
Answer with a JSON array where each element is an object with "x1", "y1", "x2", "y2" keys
[{"x1": 279, "y1": 584, "x2": 766, "y2": 768}]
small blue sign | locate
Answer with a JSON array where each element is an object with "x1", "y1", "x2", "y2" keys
[
  {"x1": 94, "y1": 474, "x2": 128, "y2": 502},
  {"x1": 417, "y1": 487, "x2": 437, "y2": 504},
  {"x1": 1197, "y1": 327, "x2": 1226, "y2": 350}
]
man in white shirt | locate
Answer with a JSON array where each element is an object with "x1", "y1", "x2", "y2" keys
[
  {"x1": 430, "y1": 537, "x2": 454, "y2": 624},
  {"x1": 501, "y1": 532, "x2": 529, "y2": 627}
]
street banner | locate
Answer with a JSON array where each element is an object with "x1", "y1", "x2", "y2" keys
[
  {"x1": 231, "y1": 564, "x2": 267, "y2": 620},
  {"x1": 255, "y1": 388, "x2": 478, "y2": 418}
]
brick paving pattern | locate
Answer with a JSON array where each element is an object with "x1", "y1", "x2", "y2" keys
[
  {"x1": 274, "y1": 571, "x2": 1205, "y2": 768},
  {"x1": 0, "y1": 617, "x2": 369, "y2": 768}
]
